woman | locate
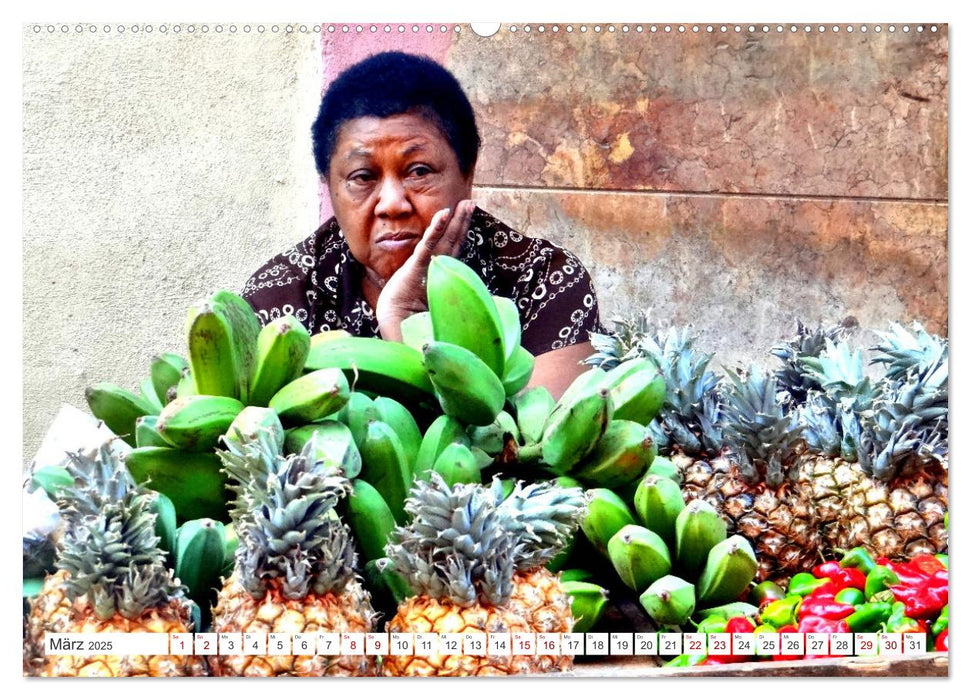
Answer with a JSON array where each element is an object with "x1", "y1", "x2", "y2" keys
[{"x1": 243, "y1": 52, "x2": 605, "y2": 399}]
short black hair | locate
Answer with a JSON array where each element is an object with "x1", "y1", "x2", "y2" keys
[{"x1": 312, "y1": 51, "x2": 480, "y2": 178}]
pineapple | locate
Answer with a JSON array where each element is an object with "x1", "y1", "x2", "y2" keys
[
  {"x1": 24, "y1": 444, "x2": 205, "y2": 677},
  {"x1": 798, "y1": 326, "x2": 948, "y2": 558},
  {"x1": 210, "y1": 433, "x2": 376, "y2": 677},
  {"x1": 497, "y1": 480, "x2": 587, "y2": 672},
  {"x1": 381, "y1": 475, "x2": 581, "y2": 676}
]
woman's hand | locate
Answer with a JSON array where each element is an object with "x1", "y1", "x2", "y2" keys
[{"x1": 375, "y1": 199, "x2": 476, "y2": 342}]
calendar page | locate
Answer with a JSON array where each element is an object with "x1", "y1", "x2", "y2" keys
[{"x1": 21, "y1": 11, "x2": 949, "y2": 681}]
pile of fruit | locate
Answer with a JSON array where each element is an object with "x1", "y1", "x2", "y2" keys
[
  {"x1": 21, "y1": 254, "x2": 949, "y2": 677},
  {"x1": 666, "y1": 548, "x2": 949, "y2": 667}
]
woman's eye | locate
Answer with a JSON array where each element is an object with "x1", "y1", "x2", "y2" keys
[
  {"x1": 408, "y1": 165, "x2": 432, "y2": 178},
  {"x1": 348, "y1": 171, "x2": 374, "y2": 184}
]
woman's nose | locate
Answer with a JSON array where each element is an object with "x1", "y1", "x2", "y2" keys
[{"x1": 374, "y1": 176, "x2": 413, "y2": 218}]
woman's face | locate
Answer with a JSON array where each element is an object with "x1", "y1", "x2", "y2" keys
[{"x1": 326, "y1": 112, "x2": 474, "y2": 285}]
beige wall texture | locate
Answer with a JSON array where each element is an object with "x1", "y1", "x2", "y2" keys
[
  {"x1": 22, "y1": 23, "x2": 948, "y2": 466},
  {"x1": 23, "y1": 27, "x2": 323, "y2": 464}
]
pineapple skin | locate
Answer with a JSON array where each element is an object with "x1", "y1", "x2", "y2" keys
[
  {"x1": 24, "y1": 570, "x2": 205, "y2": 678},
  {"x1": 382, "y1": 595, "x2": 534, "y2": 677},
  {"x1": 507, "y1": 568, "x2": 573, "y2": 673},
  {"x1": 209, "y1": 573, "x2": 376, "y2": 677}
]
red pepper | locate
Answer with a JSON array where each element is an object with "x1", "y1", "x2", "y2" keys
[
  {"x1": 725, "y1": 616, "x2": 756, "y2": 634},
  {"x1": 889, "y1": 567, "x2": 948, "y2": 619},
  {"x1": 798, "y1": 616, "x2": 850, "y2": 658},
  {"x1": 797, "y1": 593, "x2": 855, "y2": 622},
  {"x1": 699, "y1": 657, "x2": 725, "y2": 665},
  {"x1": 910, "y1": 554, "x2": 946, "y2": 575},
  {"x1": 935, "y1": 628, "x2": 948, "y2": 652},
  {"x1": 812, "y1": 561, "x2": 867, "y2": 592}
]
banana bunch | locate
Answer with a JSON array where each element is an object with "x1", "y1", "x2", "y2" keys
[{"x1": 553, "y1": 469, "x2": 758, "y2": 633}]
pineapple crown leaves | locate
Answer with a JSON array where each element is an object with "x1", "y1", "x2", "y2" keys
[
  {"x1": 798, "y1": 338, "x2": 879, "y2": 412},
  {"x1": 585, "y1": 312, "x2": 660, "y2": 370},
  {"x1": 721, "y1": 365, "x2": 805, "y2": 487},
  {"x1": 386, "y1": 474, "x2": 517, "y2": 607},
  {"x1": 56, "y1": 446, "x2": 183, "y2": 618},
  {"x1": 798, "y1": 391, "x2": 864, "y2": 461},
  {"x1": 858, "y1": 349, "x2": 949, "y2": 480},
  {"x1": 870, "y1": 321, "x2": 948, "y2": 382},
  {"x1": 495, "y1": 481, "x2": 588, "y2": 570},
  {"x1": 216, "y1": 432, "x2": 357, "y2": 599},
  {"x1": 771, "y1": 319, "x2": 853, "y2": 406}
]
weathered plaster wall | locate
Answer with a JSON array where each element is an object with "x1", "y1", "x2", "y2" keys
[
  {"x1": 22, "y1": 23, "x2": 948, "y2": 464},
  {"x1": 317, "y1": 24, "x2": 947, "y2": 363},
  {"x1": 23, "y1": 27, "x2": 323, "y2": 462}
]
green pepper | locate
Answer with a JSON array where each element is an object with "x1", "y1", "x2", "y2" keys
[
  {"x1": 834, "y1": 587, "x2": 865, "y2": 606},
  {"x1": 886, "y1": 601, "x2": 921, "y2": 634},
  {"x1": 695, "y1": 616, "x2": 728, "y2": 634},
  {"x1": 787, "y1": 572, "x2": 831, "y2": 597},
  {"x1": 931, "y1": 604, "x2": 949, "y2": 637},
  {"x1": 865, "y1": 565, "x2": 899, "y2": 600},
  {"x1": 840, "y1": 547, "x2": 877, "y2": 575},
  {"x1": 665, "y1": 654, "x2": 707, "y2": 667},
  {"x1": 846, "y1": 601, "x2": 893, "y2": 632},
  {"x1": 935, "y1": 554, "x2": 948, "y2": 570},
  {"x1": 749, "y1": 581, "x2": 786, "y2": 609},
  {"x1": 753, "y1": 623, "x2": 777, "y2": 658},
  {"x1": 761, "y1": 596, "x2": 802, "y2": 628}
]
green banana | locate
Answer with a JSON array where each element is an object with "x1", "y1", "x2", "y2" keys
[
  {"x1": 559, "y1": 569, "x2": 595, "y2": 583},
  {"x1": 269, "y1": 368, "x2": 350, "y2": 425},
  {"x1": 556, "y1": 367, "x2": 608, "y2": 408},
  {"x1": 135, "y1": 414, "x2": 171, "y2": 448},
  {"x1": 646, "y1": 456, "x2": 683, "y2": 485},
  {"x1": 174, "y1": 518, "x2": 227, "y2": 604},
  {"x1": 674, "y1": 499, "x2": 728, "y2": 577},
  {"x1": 85, "y1": 382, "x2": 159, "y2": 446},
  {"x1": 696, "y1": 535, "x2": 759, "y2": 606},
  {"x1": 493, "y1": 295, "x2": 522, "y2": 366},
  {"x1": 427, "y1": 254, "x2": 506, "y2": 377},
  {"x1": 125, "y1": 447, "x2": 229, "y2": 523},
  {"x1": 155, "y1": 395, "x2": 246, "y2": 452},
  {"x1": 579, "y1": 488, "x2": 636, "y2": 556},
  {"x1": 358, "y1": 420, "x2": 412, "y2": 523},
  {"x1": 540, "y1": 383, "x2": 613, "y2": 474},
  {"x1": 399, "y1": 311, "x2": 435, "y2": 353},
  {"x1": 423, "y1": 341, "x2": 505, "y2": 427},
  {"x1": 366, "y1": 558, "x2": 414, "y2": 607},
  {"x1": 248, "y1": 314, "x2": 311, "y2": 407},
  {"x1": 209, "y1": 290, "x2": 262, "y2": 404},
  {"x1": 430, "y1": 441, "x2": 481, "y2": 486},
  {"x1": 607, "y1": 524, "x2": 672, "y2": 592},
  {"x1": 30, "y1": 465, "x2": 73, "y2": 499},
  {"x1": 175, "y1": 368, "x2": 196, "y2": 399},
  {"x1": 305, "y1": 335, "x2": 433, "y2": 405},
  {"x1": 696, "y1": 601, "x2": 760, "y2": 621},
  {"x1": 222, "y1": 405, "x2": 285, "y2": 455},
  {"x1": 572, "y1": 419, "x2": 657, "y2": 488},
  {"x1": 148, "y1": 491, "x2": 178, "y2": 562},
  {"x1": 336, "y1": 392, "x2": 382, "y2": 450},
  {"x1": 139, "y1": 378, "x2": 164, "y2": 413},
  {"x1": 467, "y1": 410, "x2": 521, "y2": 457},
  {"x1": 604, "y1": 357, "x2": 666, "y2": 425},
  {"x1": 511, "y1": 386, "x2": 555, "y2": 446},
  {"x1": 413, "y1": 415, "x2": 469, "y2": 481},
  {"x1": 373, "y1": 396, "x2": 422, "y2": 468},
  {"x1": 222, "y1": 522, "x2": 238, "y2": 577},
  {"x1": 633, "y1": 474, "x2": 686, "y2": 544},
  {"x1": 501, "y1": 345, "x2": 535, "y2": 397},
  {"x1": 346, "y1": 480, "x2": 397, "y2": 562},
  {"x1": 639, "y1": 575, "x2": 696, "y2": 626},
  {"x1": 562, "y1": 581, "x2": 609, "y2": 633},
  {"x1": 151, "y1": 353, "x2": 189, "y2": 407},
  {"x1": 185, "y1": 301, "x2": 238, "y2": 399},
  {"x1": 292, "y1": 420, "x2": 362, "y2": 478}
]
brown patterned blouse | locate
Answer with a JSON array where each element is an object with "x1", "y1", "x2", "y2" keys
[{"x1": 242, "y1": 207, "x2": 605, "y2": 355}]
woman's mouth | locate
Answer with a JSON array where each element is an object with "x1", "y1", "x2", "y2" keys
[{"x1": 375, "y1": 232, "x2": 420, "y2": 252}]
